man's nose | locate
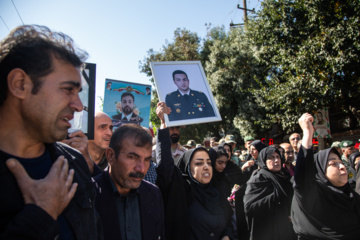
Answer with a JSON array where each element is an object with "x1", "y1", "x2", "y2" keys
[
  {"x1": 135, "y1": 160, "x2": 146, "y2": 174},
  {"x1": 71, "y1": 94, "x2": 83, "y2": 112}
]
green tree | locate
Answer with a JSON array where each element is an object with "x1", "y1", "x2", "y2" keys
[
  {"x1": 247, "y1": 0, "x2": 360, "y2": 132},
  {"x1": 205, "y1": 27, "x2": 269, "y2": 138}
]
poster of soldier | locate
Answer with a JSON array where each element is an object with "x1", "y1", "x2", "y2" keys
[
  {"x1": 103, "y1": 79, "x2": 151, "y2": 130},
  {"x1": 150, "y1": 61, "x2": 221, "y2": 127}
]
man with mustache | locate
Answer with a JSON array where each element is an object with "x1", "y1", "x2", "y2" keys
[
  {"x1": 112, "y1": 92, "x2": 143, "y2": 126},
  {"x1": 93, "y1": 124, "x2": 165, "y2": 240},
  {"x1": 0, "y1": 25, "x2": 101, "y2": 239}
]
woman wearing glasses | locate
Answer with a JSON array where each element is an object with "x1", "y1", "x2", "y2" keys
[{"x1": 291, "y1": 113, "x2": 360, "y2": 239}]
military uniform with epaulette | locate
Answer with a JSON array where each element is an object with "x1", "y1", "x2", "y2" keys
[
  {"x1": 111, "y1": 113, "x2": 143, "y2": 127},
  {"x1": 165, "y1": 89, "x2": 215, "y2": 121}
]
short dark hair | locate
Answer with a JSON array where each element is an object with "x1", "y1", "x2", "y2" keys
[
  {"x1": 109, "y1": 124, "x2": 152, "y2": 158},
  {"x1": 0, "y1": 25, "x2": 88, "y2": 106},
  {"x1": 172, "y1": 70, "x2": 188, "y2": 81},
  {"x1": 121, "y1": 92, "x2": 134, "y2": 101},
  {"x1": 146, "y1": 87, "x2": 150, "y2": 90}
]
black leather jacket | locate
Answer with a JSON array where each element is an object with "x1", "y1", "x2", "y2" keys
[{"x1": 0, "y1": 142, "x2": 102, "y2": 240}]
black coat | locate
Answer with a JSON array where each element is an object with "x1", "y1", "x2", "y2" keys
[
  {"x1": 0, "y1": 142, "x2": 102, "y2": 240},
  {"x1": 244, "y1": 147, "x2": 295, "y2": 240},
  {"x1": 93, "y1": 171, "x2": 165, "y2": 240},
  {"x1": 292, "y1": 147, "x2": 360, "y2": 239},
  {"x1": 156, "y1": 128, "x2": 233, "y2": 240}
]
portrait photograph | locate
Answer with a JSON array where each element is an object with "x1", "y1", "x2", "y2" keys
[
  {"x1": 313, "y1": 108, "x2": 331, "y2": 138},
  {"x1": 150, "y1": 61, "x2": 222, "y2": 127},
  {"x1": 68, "y1": 62, "x2": 96, "y2": 139},
  {"x1": 103, "y1": 79, "x2": 151, "y2": 130}
]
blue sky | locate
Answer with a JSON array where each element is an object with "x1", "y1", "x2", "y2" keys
[{"x1": 0, "y1": 0, "x2": 261, "y2": 111}]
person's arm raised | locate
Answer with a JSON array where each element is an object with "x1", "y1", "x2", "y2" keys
[{"x1": 298, "y1": 113, "x2": 314, "y2": 149}]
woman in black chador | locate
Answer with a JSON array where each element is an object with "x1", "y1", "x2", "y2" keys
[
  {"x1": 292, "y1": 113, "x2": 360, "y2": 239},
  {"x1": 243, "y1": 147, "x2": 295, "y2": 240},
  {"x1": 155, "y1": 102, "x2": 233, "y2": 240}
]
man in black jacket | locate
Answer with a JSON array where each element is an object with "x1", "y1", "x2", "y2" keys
[
  {"x1": 93, "y1": 124, "x2": 165, "y2": 240},
  {"x1": 0, "y1": 25, "x2": 101, "y2": 239}
]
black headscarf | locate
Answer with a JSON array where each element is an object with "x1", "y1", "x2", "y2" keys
[
  {"x1": 292, "y1": 147, "x2": 360, "y2": 239},
  {"x1": 256, "y1": 147, "x2": 293, "y2": 201},
  {"x1": 244, "y1": 147, "x2": 295, "y2": 239},
  {"x1": 177, "y1": 147, "x2": 223, "y2": 214},
  {"x1": 314, "y1": 148, "x2": 353, "y2": 197},
  {"x1": 250, "y1": 140, "x2": 266, "y2": 155}
]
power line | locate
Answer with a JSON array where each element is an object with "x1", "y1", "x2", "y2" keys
[
  {"x1": 0, "y1": 16, "x2": 10, "y2": 31},
  {"x1": 11, "y1": 0, "x2": 24, "y2": 25}
]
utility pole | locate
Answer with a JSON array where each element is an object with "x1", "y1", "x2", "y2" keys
[{"x1": 231, "y1": 1, "x2": 255, "y2": 27}]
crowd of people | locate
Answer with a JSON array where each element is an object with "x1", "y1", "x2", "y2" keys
[{"x1": 1, "y1": 24, "x2": 360, "y2": 240}]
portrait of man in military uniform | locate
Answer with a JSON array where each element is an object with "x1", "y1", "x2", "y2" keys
[
  {"x1": 112, "y1": 92, "x2": 143, "y2": 125},
  {"x1": 165, "y1": 70, "x2": 215, "y2": 121}
]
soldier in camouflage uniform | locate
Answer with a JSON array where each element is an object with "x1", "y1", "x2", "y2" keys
[{"x1": 340, "y1": 140, "x2": 356, "y2": 178}]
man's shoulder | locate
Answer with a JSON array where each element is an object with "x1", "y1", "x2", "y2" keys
[
  {"x1": 176, "y1": 144, "x2": 187, "y2": 153},
  {"x1": 112, "y1": 113, "x2": 122, "y2": 120},
  {"x1": 139, "y1": 179, "x2": 161, "y2": 196},
  {"x1": 140, "y1": 179, "x2": 159, "y2": 191},
  {"x1": 165, "y1": 90, "x2": 179, "y2": 100},
  {"x1": 53, "y1": 142, "x2": 84, "y2": 158},
  {"x1": 190, "y1": 89, "x2": 206, "y2": 96}
]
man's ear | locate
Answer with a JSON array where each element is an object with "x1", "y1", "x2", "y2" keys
[
  {"x1": 106, "y1": 147, "x2": 115, "y2": 165},
  {"x1": 7, "y1": 68, "x2": 32, "y2": 100}
]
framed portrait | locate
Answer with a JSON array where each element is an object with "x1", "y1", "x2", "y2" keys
[
  {"x1": 103, "y1": 79, "x2": 151, "y2": 130},
  {"x1": 150, "y1": 61, "x2": 221, "y2": 127},
  {"x1": 313, "y1": 108, "x2": 331, "y2": 138},
  {"x1": 68, "y1": 63, "x2": 96, "y2": 139}
]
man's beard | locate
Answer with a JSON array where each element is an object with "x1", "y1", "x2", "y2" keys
[
  {"x1": 170, "y1": 134, "x2": 180, "y2": 144},
  {"x1": 122, "y1": 106, "x2": 133, "y2": 115}
]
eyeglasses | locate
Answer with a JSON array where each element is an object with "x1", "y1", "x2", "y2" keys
[
  {"x1": 285, "y1": 151, "x2": 294, "y2": 155},
  {"x1": 327, "y1": 161, "x2": 344, "y2": 168},
  {"x1": 290, "y1": 137, "x2": 300, "y2": 141}
]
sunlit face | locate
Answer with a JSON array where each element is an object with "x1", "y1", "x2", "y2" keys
[
  {"x1": 281, "y1": 144, "x2": 294, "y2": 164},
  {"x1": 107, "y1": 137, "x2": 152, "y2": 195},
  {"x1": 173, "y1": 73, "x2": 189, "y2": 93},
  {"x1": 23, "y1": 57, "x2": 83, "y2": 142},
  {"x1": 245, "y1": 140, "x2": 253, "y2": 150},
  {"x1": 342, "y1": 146, "x2": 356, "y2": 158},
  {"x1": 215, "y1": 155, "x2": 228, "y2": 172},
  {"x1": 190, "y1": 150, "x2": 212, "y2": 184},
  {"x1": 289, "y1": 134, "x2": 301, "y2": 150},
  {"x1": 266, "y1": 152, "x2": 282, "y2": 172},
  {"x1": 250, "y1": 145, "x2": 259, "y2": 160},
  {"x1": 90, "y1": 114, "x2": 113, "y2": 150},
  {"x1": 121, "y1": 95, "x2": 134, "y2": 115},
  {"x1": 325, "y1": 152, "x2": 348, "y2": 187}
]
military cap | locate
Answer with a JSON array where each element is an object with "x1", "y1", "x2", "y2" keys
[
  {"x1": 340, "y1": 140, "x2": 355, "y2": 148},
  {"x1": 184, "y1": 140, "x2": 196, "y2": 148},
  {"x1": 244, "y1": 136, "x2": 255, "y2": 142},
  {"x1": 225, "y1": 135, "x2": 236, "y2": 143}
]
